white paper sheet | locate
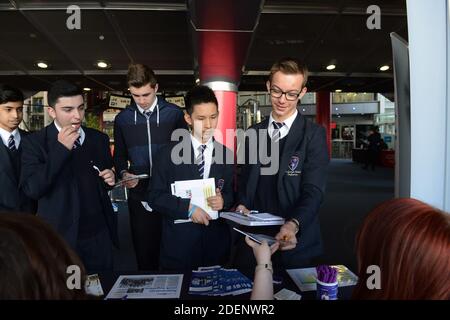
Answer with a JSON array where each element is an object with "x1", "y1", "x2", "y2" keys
[
  {"x1": 171, "y1": 178, "x2": 217, "y2": 223},
  {"x1": 105, "y1": 274, "x2": 183, "y2": 299}
]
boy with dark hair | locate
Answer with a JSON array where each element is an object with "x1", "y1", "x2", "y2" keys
[
  {"x1": 20, "y1": 80, "x2": 118, "y2": 271},
  {"x1": 114, "y1": 63, "x2": 187, "y2": 270},
  {"x1": 149, "y1": 85, "x2": 234, "y2": 270},
  {"x1": 0, "y1": 84, "x2": 35, "y2": 214}
]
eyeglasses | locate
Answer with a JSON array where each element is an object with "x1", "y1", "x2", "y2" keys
[{"x1": 269, "y1": 87, "x2": 302, "y2": 101}]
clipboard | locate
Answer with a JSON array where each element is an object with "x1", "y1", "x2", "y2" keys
[
  {"x1": 232, "y1": 227, "x2": 279, "y2": 246},
  {"x1": 113, "y1": 174, "x2": 149, "y2": 188},
  {"x1": 233, "y1": 227, "x2": 296, "y2": 247}
]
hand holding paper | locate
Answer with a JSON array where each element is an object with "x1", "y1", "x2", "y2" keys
[
  {"x1": 235, "y1": 204, "x2": 250, "y2": 215},
  {"x1": 99, "y1": 169, "x2": 115, "y2": 186},
  {"x1": 207, "y1": 188, "x2": 224, "y2": 211},
  {"x1": 191, "y1": 205, "x2": 212, "y2": 226},
  {"x1": 275, "y1": 223, "x2": 298, "y2": 250},
  {"x1": 122, "y1": 171, "x2": 139, "y2": 188},
  {"x1": 171, "y1": 178, "x2": 218, "y2": 223}
]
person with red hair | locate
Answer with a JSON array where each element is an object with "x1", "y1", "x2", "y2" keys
[
  {"x1": 352, "y1": 198, "x2": 450, "y2": 299},
  {"x1": 247, "y1": 198, "x2": 450, "y2": 300}
]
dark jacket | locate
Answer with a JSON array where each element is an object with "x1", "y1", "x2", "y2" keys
[
  {"x1": 0, "y1": 129, "x2": 36, "y2": 214},
  {"x1": 20, "y1": 123, "x2": 119, "y2": 248},
  {"x1": 113, "y1": 97, "x2": 187, "y2": 199},
  {"x1": 238, "y1": 113, "x2": 329, "y2": 266},
  {"x1": 149, "y1": 137, "x2": 235, "y2": 270},
  {"x1": 367, "y1": 132, "x2": 383, "y2": 151}
]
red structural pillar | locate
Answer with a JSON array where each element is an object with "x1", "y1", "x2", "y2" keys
[
  {"x1": 192, "y1": 0, "x2": 261, "y2": 150},
  {"x1": 211, "y1": 89, "x2": 236, "y2": 149},
  {"x1": 315, "y1": 91, "x2": 332, "y2": 156},
  {"x1": 198, "y1": 30, "x2": 250, "y2": 150}
]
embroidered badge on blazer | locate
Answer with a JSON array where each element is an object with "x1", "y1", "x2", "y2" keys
[
  {"x1": 286, "y1": 155, "x2": 302, "y2": 176},
  {"x1": 217, "y1": 178, "x2": 225, "y2": 191}
]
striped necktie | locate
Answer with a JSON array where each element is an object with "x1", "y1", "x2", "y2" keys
[
  {"x1": 197, "y1": 144, "x2": 207, "y2": 178},
  {"x1": 73, "y1": 136, "x2": 81, "y2": 149},
  {"x1": 144, "y1": 110, "x2": 152, "y2": 118},
  {"x1": 272, "y1": 121, "x2": 285, "y2": 142},
  {"x1": 7, "y1": 134, "x2": 16, "y2": 151}
]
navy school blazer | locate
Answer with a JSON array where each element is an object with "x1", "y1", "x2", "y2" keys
[
  {"x1": 238, "y1": 112, "x2": 329, "y2": 265},
  {"x1": 20, "y1": 123, "x2": 119, "y2": 248},
  {"x1": 0, "y1": 129, "x2": 36, "y2": 214},
  {"x1": 149, "y1": 137, "x2": 235, "y2": 269}
]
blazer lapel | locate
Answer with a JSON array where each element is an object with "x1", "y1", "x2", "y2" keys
[
  {"x1": 189, "y1": 141, "x2": 201, "y2": 179},
  {"x1": 277, "y1": 113, "x2": 306, "y2": 187},
  {"x1": 0, "y1": 143, "x2": 16, "y2": 183},
  {"x1": 246, "y1": 119, "x2": 269, "y2": 201},
  {"x1": 45, "y1": 122, "x2": 59, "y2": 152},
  {"x1": 209, "y1": 140, "x2": 223, "y2": 179}
]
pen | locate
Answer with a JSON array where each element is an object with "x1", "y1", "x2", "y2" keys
[{"x1": 90, "y1": 161, "x2": 101, "y2": 174}]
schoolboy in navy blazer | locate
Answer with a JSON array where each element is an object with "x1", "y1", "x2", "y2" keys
[
  {"x1": 149, "y1": 85, "x2": 234, "y2": 270},
  {"x1": 236, "y1": 58, "x2": 329, "y2": 269},
  {"x1": 20, "y1": 80, "x2": 118, "y2": 271},
  {"x1": 0, "y1": 84, "x2": 35, "y2": 214}
]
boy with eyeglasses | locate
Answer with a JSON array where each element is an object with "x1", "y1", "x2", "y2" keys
[{"x1": 235, "y1": 58, "x2": 329, "y2": 269}]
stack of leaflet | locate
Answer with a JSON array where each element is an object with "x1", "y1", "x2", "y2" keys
[
  {"x1": 220, "y1": 212, "x2": 285, "y2": 226},
  {"x1": 188, "y1": 266, "x2": 253, "y2": 296}
]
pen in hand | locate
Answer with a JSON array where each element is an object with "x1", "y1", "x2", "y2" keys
[{"x1": 90, "y1": 161, "x2": 101, "y2": 174}]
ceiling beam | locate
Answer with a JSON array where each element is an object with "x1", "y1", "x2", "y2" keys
[
  {"x1": 244, "y1": 70, "x2": 392, "y2": 78},
  {"x1": 0, "y1": 2, "x2": 187, "y2": 11},
  {"x1": 262, "y1": 4, "x2": 406, "y2": 16},
  {"x1": 0, "y1": 70, "x2": 195, "y2": 76}
]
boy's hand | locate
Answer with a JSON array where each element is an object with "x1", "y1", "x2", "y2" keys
[
  {"x1": 207, "y1": 188, "x2": 224, "y2": 211},
  {"x1": 122, "y1": 171, "x2": 139, "y2": 189},
  {"x1": 235, "y1": 204, "x2": 250, "y2": 215},
  {"x1": 275, "y1": 223, "x2": 298, "y2": 250},
  {"x1": 58, "y1": 125, "x2": 79, "y2": 150},
  {"x1": 99, "y1": 169, "x2": 115, "y2": 186},
  {"x1": 191, "y1": 206, "x2": 212, "y2": 226}
]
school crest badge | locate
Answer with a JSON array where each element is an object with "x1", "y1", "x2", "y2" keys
[
  {"x1": 286, "y1": 155, "x2": 301, "y2": 176},
  {"x1": 288, "y1": 156, "x2": 300, "y2": 172}
]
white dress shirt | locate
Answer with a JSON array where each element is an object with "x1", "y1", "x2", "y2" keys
[
  {"x1": 267, "y1": 110, "x2": 298, "y2": 140},
  {"x1": 136, "y1": 98, "x2": 157, "y2": 115},
  {"x1": 0, "y1": 127, "x2": 21, "y2": 149},
  {"x1": 191, "y1": 135, "x2": 214, "y2": 179}
]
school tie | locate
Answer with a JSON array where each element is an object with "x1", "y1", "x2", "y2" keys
[
  {"x1": 73, "y1": 136, "x2": 81, "y2": 149},
  {"x1": 197, "y1": 144, "x2": 207, "y2": 178},
  {"x1": 7, "y1": 134, "x2": 16, "y2": 151},
  {"x1": 272, "y1": 121, "x2": 285, "y2": 142},
  {"x1": 144, "y1": 110, "x2": 152, "y2": 118}
]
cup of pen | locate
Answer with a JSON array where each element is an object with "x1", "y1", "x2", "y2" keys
[{"x1": 316, "y1": 265, "x2": 338, "y2": 300}]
